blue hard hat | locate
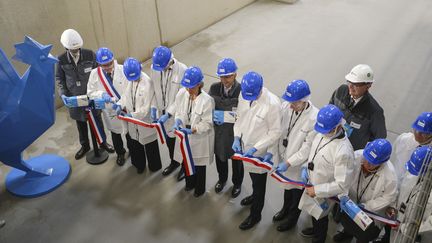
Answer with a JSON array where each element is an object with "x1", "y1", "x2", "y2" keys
[
  {"x1": 405, "y1": 146, "x2": 432, "y2": 176},
  {"x1": 314, "y1": 104, "x2": 344, "y2": 134},
  {"x1": 181, "y1": 66, "x2": 204, "y2": 88},
  {"x1": 96, "y1": 47, "x2": 114, "y2": 65},
  {"x1": 363, "y1": 139, "x2": 392, "y2": 165},
  {"x1": 241, "y1": 71, "x2": 263, "y2": 101},
  {"x1": 217, "y1": 58, "x2": 238, "y2": 77},
  {"x1": 412, "y1": 112, "x2": 432, "y2": 134},
  {"x1": 282, "y1": 79, "x2": 311, "y2": 102},
  {"x1": 152, "y1": 46, "x2": 172, "y2": 71},
  {"x1": 123, "y1": 57, "x2": 142, "y2": 81}
]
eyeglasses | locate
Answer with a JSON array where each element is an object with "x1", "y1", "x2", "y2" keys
[{"x1": 347, "y1": 81, "x2": 369, "y2": 87}]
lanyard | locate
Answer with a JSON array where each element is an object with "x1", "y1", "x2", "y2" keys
[
  {"x1": 160, "y1": 69, "x2": 172, "y2": 108},
  {"x1": 356, "y1": 170, "x2": 377, "y2": 203},
  {"x1": 131, "y1": 81, "x2": 139, "y2": 112},
  {"x1": 187, "y1": 97, "x2": 193, "y2": 124},
  {"x1": 311, "y1": 132, "x2": 340, "y2": 162},
  {"x1": 285, "y1": 109, "x2": 304, "y2": 140}
]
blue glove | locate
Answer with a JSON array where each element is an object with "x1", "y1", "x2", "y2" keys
[
  {"x1": 339, "y1": 196, "x2": 361, "y2": 219},
  {"x1": 277, "y1": 162, "x2": 289, "y2": 172},
  {"x1": 263, "y1": 152, "x2": 273, "y2": 162},
  {"x1": 243, "y1": 147, "x2": 257, "y2": 157},
  {"x1": 181, "y1": 128, "x2": 193, "y2": 135},
  {"x1": 158, "y1": 113, "x2": 169, "y2": 124},
  {"x1": 93, "y1": 98, "x2": 106, "y2": 109},
  {"x1": 114, "y1": 105, "x2": 122, "y2": 116},
  {"x1": 232, "y1": 136, "x2": 241, "y2": 153},
  {"x1": 125, "y1": 113, "x2": 132, "y2": 118},
  {"x1": 213, "y1": 110, "x2": 224, "y2": 125},
  {"x1": 67, "y1": 96, "x2": 79, "y2": 107},
  {"x1": 301, "y1": 167, "x2": 309, "y2": 184},
  {"x1": 102, "y1": 92, "x2": 112, "y2": 103},
  {"x1": 61, "y1": 95, "x2": 70, "y2": 106},
  {"x1": 173, "y1": 119, "x2": 183, "y2": 130},
  {"x1": 151, "y1": 107, "x2": 157, "y2": 122},
  {"x1": 112, "y1": 103, "x2": 120, "y2": 110}
]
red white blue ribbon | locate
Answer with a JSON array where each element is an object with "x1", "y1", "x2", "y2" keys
[
  {"x1": 117, "y1": 115, "x2": 167, "y2": 144},
  {"x1": 174, "y1": 129, "x2": 195, "y2": 176},
  {"x1": 271, "y1": 170, "x2": 312, "y2": 188},
  {"x1": 87, "y1": 109, "x2": 106, "y2": 144},
  {"x1": 97, "y1": 67, "x2": 121, "y2": 101},
  {"x1": 232, "y1": 153, "x2": 273, "y2": 171}
]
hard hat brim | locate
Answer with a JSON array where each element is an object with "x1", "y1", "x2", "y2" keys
[
  {"x1": 314, "y1": 123, "x2": 334, "y2": 134},
  {"x1": 345, "y1": 73, "x2": 374, "y2": 83},
  {"x1": 217, "y1": 72, "x2": 236, "y2": 77},
  {"x1": 152, "y1": 64, "x2": 165, "y2": 72},
  {"x1": 412, "y1": 122, "x2": 432, "y2": 134},
  {"x1": 241, "y1": 91, "x2": 259, "y2": 101}
]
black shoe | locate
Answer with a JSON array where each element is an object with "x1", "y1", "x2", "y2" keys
[
  {"x1": 177, "y1": 167, "x2": 185, "y2": 181},
  {"x1": 273, "y1": 209, "x2": 289, "y2": 222},
  {"x1": 239, "y1": 215, "x2": 261, "y2": 230},
  {"x1": 333, "y1": 231, "x2": 353, "y2": 242},
  {"x1": 137, "y1": 168, "x2": 145, "y2": 174},
  {"x1": 185, "y1": 186, "x2": 194, "y2": 192},
  {"x1": 194, "y1": 191, "x2": 204, "y2": 197},
  {"x1": 100, "y1": 143, "x2": 115, "y2": 153},
  {"x1": 240, "y1": 195, "x2": 254, "y2": 206},
  {"x1": 214, "y1": 181, "x2": 226, "y2": 193},
  {"x1": 277, "y1": 221, "x2": 296, "y2": 232},
  {"x1": 300, "y1": 227, "x2": 314, "y2": 238},
  {"x1": 231, "y1": 185, "x2": 241, "y2": 198},
  {"x1": 75, "y1": 146, "x2": 90, "y2": 160},
  {"x1": 116, "y1": 154, "x2": 125, "y2": 166},
  {"x1": 162, "y1": 163, "x2": 179, "y2": 176}
]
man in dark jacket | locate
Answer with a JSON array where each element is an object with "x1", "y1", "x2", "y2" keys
[
  {"x1": 208, "y1": 58, "x2": 244, "y2": 198},
  {"x1": 56, "y1": 29, "x2": 114, "y2": 160},
  {"x1": 330, "y1": 64, "x2": 387, "y2": 150}
]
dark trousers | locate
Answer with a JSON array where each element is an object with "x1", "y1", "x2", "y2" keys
[
  {"x1": 340, "y1": 212, "x2": 381, "y2": 243},
  {"x1": 111, "y1": 132, "x2": 126, "y2": 155},
  {"x1": 215, "y1": 155, "x2": 244, "y2": 186},
  {"x1": 312, "y1": 215, "x2": 329, "y2": 243},
  {"x1": 250, "y1": 172, "x2": 267, "y2": 219},
  {"x1": 185, "y1": 165, "x2": 206, "y2": 195},
  {"x1": 166, "y1": 136, "x2": 180, "y2": 166},
  {"x1": 76, "y1": 114, "x2": 106, "y2": 147},
  {"x1": 129, "y1": 138, "x2": 162, "y2": 171},
  {"x1": 281, "y1": 188, "x2": 303, "y2": 223}
]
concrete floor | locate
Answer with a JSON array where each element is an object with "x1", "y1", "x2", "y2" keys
[{"x1": 1, "y1": 0, "x2": 432, "y2": 242}]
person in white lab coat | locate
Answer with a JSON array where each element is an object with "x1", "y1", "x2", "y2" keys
[
  {"x1": 151, "y1": 46, "x2": 188, "y2": 180},
  {"x1": 274, "y1": 79, "x2": 318, "y2": 232},
  {"x1": 298, "y1": 104, "x2": 355, "y2": 243},
  {"x1": 232, "y1": 71, "x2": 282, "y2": 230},
  {"x1": 172, "y1": 66, "x2": 214, "y2": 197},
  {"x1": 334, "y1": 139, "x2": 398, "y2": 243},
  {"x1": 87, "y1": 47, "x2": 129, "y2": 165},
  {"x1": 115, "y1": 57, "x2": 162, "y2": 174}
]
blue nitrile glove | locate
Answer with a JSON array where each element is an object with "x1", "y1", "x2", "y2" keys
[
  {"x1": 114, "y1": 105, "x2": 122, "y2": 116},
  {"x1": 339, "y1": 196, "x2": 361, "y2": 220},
  {"x1": 151, "y1": 107, "x2": 157, "y2": 122},
  {"x1": 181, "y1": 128, "x2": 193, "y2": 135},
  {"x1": 213, "y1": 110, "x2": 224, "y2": 125},
  {"x1": 232, "y1": 136, "x2": 241, "y2": 153},
  {"x1": 93, "y1": 98, "x2": 106, "y2": 109},
  {"x1": 301, "y1": 167, "x2": 309, "y2": 184},
  {"x1": 172, "y1": 118, "x2": 183, "y2": 130},
  {"x1": 158, "y1": 113, "x2": 170, "y2": 124},
  {"x1": 263, "y1": 152, "x2": 273, "y2": 162},
  {"x1": 67, "y1": 96, "x2": 79, "y2": 107},
  {"x1": 61, "y1": 95, "x2": 70, "y2": 107},
  {"x1": 125, "y1": 113, "x2": 132, "y2": 118},
  {"x1": 243, "y1": 147, "x2": 258, "y2": 157},
  {"x1": 277, "y1": 162, "x2": 289, "y2": 172},
  {"x1": 102, "y1": 92, "x2": 112, "y2": 103}
]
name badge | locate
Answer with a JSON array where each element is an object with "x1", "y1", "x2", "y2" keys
[
  {"x1": 349, "y1": 121, "x2": 361, "y2": 129},
  {"x1": 84, "y1": 67, "x2": 92, "y2": 73},
  {"x1": 76, "y1": 81, "x2": 81, "y2": 87}
]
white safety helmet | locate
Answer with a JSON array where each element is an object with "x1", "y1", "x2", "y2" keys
[
  {"x1": 60, "y1": 29, "x2": 83, "y2": 50},
  {"x1": 345, "y1": 64, "x2": 374, "y2": 83}
]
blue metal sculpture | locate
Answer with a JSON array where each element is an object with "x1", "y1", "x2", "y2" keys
[{"x1": 0, "y1": 36, "x2": 71, "y2": 197}]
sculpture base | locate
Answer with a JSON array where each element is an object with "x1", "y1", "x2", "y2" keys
[
  {"x1": 5, "y1": 154, "x2": 71, "y2": 198},
  {"x1": 86, "y1": 149, "x2": 108, "y2": 165}
]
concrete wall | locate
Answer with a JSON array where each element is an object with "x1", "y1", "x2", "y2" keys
[{"x1": 0, "y1": 0, "x2": 254, "y2": 106}]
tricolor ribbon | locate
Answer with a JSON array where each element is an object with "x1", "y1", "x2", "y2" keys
[
  {"x1": 87, "y1": 109, "x2": 106, "y2": 144},
  {"x1": 174, "y1": 129, "x2": 195, "y2": 176},
  {"x1": 268, "y1": 171, "x2": 400, "y2": 227},
  {"x1": 97, "y1": 67, "x2": 121, "y2": 101},
  {"x1": 117, "y1": 115, "x2": 167, "y2": 144},
  {"x1": 231, "y1": 153, "x2": 273, "y2": 171}
]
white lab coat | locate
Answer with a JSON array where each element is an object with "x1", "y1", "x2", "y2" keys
[
  {"x1": 87, "y1": 61, "x2": 129, "y2": 134},
  {"x1": 117, "y1": 72, "x2": 157, "y2": 145},
  {"x1": 397, "y1": 171, "x2": 432, "y2": 233},
  {"x1": 233, "y1": 87, "x2": 282, "y2": 174},
  {"x1": 151, "y1": 58, "x2": 187, "y2": 138},
  {"x1": 278, "y1": 101, "x2": 318, "y2": 190},
  {"x1": 348, "y1": 150, "x2": 398, "y2": 226},
  {"x1": 298, "y1": 130, "x2": 355, "y2": 219},
  {"x1": 173, "y1": 88, "x2": 215, "y2": 166}
]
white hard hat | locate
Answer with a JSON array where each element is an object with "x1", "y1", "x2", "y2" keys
[
  {"x1": 345, "y1": 64, "x2": 374, "y2": 83},
  {"x1": 60, "y1": 29, "x2": 83, "y2": 49}
]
